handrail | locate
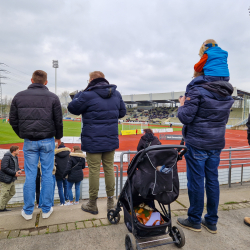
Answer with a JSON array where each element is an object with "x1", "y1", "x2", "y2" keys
[{"x1": 120, "y1": 151, "x2": 137, "y2": 193}]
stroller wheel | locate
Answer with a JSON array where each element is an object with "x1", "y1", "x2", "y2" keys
[
  {"x1": 125, "y1": 233, "x2": 137, "y2": 250},
  {"x1": 107, "y1": 209, "x2": 121, "y2": 224},
  {"x1": 172, "y1": 226, "x2": 185, "y2": 248}
]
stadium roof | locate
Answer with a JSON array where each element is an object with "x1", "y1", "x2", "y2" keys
[{"x1": 122, "y1": 87, "x2": 249, "y2": 104}]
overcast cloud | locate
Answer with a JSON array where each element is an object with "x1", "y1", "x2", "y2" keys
[{"x1": 0, "y1": 0, "x2": 250, "y2": 98}]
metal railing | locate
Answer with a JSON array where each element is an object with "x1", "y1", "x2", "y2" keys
[
  {"x1": 120, "y1": 151, "x2": 137, "y2": 192},
  {"x1": 117, "y1": 147, "x2": 250, "y2": 194},
  {"x1": 2, "y1": 147, "x2": 250, "y2": 204}
]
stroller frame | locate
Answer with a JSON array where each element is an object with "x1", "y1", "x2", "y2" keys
[{"x1": 107, "y1": 145, "x2": 187, "y2": 250}]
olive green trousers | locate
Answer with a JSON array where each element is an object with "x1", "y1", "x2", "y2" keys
[
  {"x1": 0, "y1": 182, "x2": 16, "y2": 210},
  {"x1": 86, "y1": 151, "x2": 115, "y2": 200}
]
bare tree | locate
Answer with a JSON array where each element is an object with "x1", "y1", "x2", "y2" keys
[{"x1": 59, "y1": 91, "x2": 71, "y2": 117}]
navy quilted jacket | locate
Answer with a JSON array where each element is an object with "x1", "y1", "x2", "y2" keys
[
  {"x1": 68, "y1": 78, "x2": 126, "y2": 153},
  {"x1": 178, "y1": 79, "x2": 234, "y2": 150}
]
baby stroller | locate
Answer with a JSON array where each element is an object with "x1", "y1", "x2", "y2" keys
[{"x1": 107, "y1": 145, "x2": 187, "y2": 250}]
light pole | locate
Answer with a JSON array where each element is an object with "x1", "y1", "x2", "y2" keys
[
  {"x1": 52, "y1": 60, "x2": 59, "y2": 95},
  {"x1": 0, "y1": 66, "x2": 7, "y2": 117}
]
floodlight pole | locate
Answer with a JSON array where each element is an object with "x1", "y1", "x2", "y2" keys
[
  {"x1": 0, "y1": 66, "x2": 7, "y2": 117},
  {"x1": 52, "y1": 60, "x2": 59, "y2": 95}
]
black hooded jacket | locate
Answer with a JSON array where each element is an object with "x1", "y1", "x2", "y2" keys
[
  {"x1": 137, "y1": 133, "x2": 161, "y2": 151},
  {"x1": 9, "y1": 83, "x2": 63, "y2": 140},
  {"x1": 0, "y1": 152, "x2": 20, "y2": 184},
  {"x1": 55, "y1": 147, "x2": 71, "y2": 180},
  {"x1": 63, "y1": 150, "x2": 86, "y2": 183}
]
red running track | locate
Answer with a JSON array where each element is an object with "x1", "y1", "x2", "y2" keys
[{"x1": 0, "y1": 130, "x2": 249, "y2": 177}]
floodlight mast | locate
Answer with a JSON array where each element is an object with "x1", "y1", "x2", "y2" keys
[
  {"x1": 52, "y1": 60, "x2": 59, "y2": 95},
  {"x1": 0, "y1": 64, "x2": 7, "y2": 117}
]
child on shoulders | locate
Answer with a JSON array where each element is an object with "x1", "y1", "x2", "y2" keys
[
  {"x1": 185, "y1": 39, "x2": 230, "y2": 95},
  {"x1": 194, "y1": 39, "x2": 229, "y2": 80}
]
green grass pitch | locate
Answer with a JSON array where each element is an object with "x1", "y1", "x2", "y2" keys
[{"x1": 0, "y1": 120, "x2": 182, "y2": 145}]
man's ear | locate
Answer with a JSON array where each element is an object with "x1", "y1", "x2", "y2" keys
[
  {"x1": 31, "y1": 78, "x2": 34, "y2": 83},
  {"x1": 44, "y1": 80, "x2": 48, "y2": 86}
]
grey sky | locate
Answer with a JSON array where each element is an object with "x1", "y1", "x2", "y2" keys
[{"x1": 0, "y1": 0, "x2": 250, "y2": 98}]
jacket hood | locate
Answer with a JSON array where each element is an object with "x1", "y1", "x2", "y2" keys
[
  {"x1": 201, "y1": 81, "x2": 234, "y2": 97},
  {"x1": 92, "y1": 84, "x2": 117, "y2": 99},
  {"x1": 141, "y1": 133, "x2": 155, "y2": 142},
  {"x1": 70, "y1": 150, "x2": 86, "y2": 158},
  {"x1": 85, "y1": 78, "x2": 117, "y2": 99},
  {"x1": 55, "y1": 147, "x2": 71, "y2": 157}
]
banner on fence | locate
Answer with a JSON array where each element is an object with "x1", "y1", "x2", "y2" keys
[
  {"x1": 0, "y1": 149, "x2": 9, "y2": 160},
  {"x1": 159, "y1": 134, "x2": 183, "y2": 140},
  {"x1": 121, "y1": 129, "x2": 142, "y2": 135},
  {"x1": 152, "y1": 128, "x2": 173, "y2": 133}
]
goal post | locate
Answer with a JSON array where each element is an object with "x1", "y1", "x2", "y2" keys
[{"x1": 121, "y1": 122, "x2": 149, "y2": 131}]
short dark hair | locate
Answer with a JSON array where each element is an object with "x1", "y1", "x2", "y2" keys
[
  {"x1": 10, "y1": 145, "x2": 19, "y2": 153},
  {"x1": 32, "y1": 70, "x2": 47, "y2": 84},
  {"x1": 144, "y1": 129, "x2": 154, "y2": 135},
  {"x1": 73, "y1": 146, "x2": 80, "y2": 151}
]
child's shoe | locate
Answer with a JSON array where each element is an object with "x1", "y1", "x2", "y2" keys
[{"x1": 65, "y1": 202, "x2": 73, "y2": 206}]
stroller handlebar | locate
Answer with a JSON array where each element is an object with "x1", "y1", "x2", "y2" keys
[{"x1": 139, "y1": 145, "x2": 187, "y2": 161}]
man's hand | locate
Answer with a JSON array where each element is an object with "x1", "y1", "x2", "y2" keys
[
  {"x1": 15, "y1": 171, "x2": 21, "y2": 177},
  {"x1": 179, "y1": 96, "x2": 186, "y2": 107},
  {"x1": 55, "y1": 139, "x2": 61, "y2": 145}
]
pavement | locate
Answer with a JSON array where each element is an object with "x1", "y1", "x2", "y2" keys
[{"x1": 1, "y1": 182, "x2": 250, "y2": 250}]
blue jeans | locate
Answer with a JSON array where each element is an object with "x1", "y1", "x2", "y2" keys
[
  {"x1": 63, "y1": 179, "x2": 69, "y2": 201},
  {"x1": 23, "y1": 138, "x2": 55, "y2": 214},
  {"x1": 185, "y1": 144, "x2": 221, "y2": 225},
  {"x1": 67, "y1": 181, "x2": 81, "y2": 202},
  {"x1": 56, "y1": 179, "x2": 68, "y2": 204},
  {"x1": 39, "y1": 175, "x2": 56, "y2": 207}
]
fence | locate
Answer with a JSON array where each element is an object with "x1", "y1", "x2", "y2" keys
[
  {"x1": 118, "y1": 147, "x2": 250, "y2": 193},
  {"x1": 1, "y1": 147, "x2": 250, "y2": 205}
]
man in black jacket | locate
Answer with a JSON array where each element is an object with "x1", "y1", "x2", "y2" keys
[
  {"x1": 0, "y1": 146, "x2": 21, "y2": 212},
  {"x1": 9, "y1": 70, "x2": 63, "y2": 220}
]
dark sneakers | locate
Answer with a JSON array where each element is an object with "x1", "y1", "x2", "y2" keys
[
  {"x1": 0, "y1": 208, "x2": 11, "y2": 212},
  {"x1": 177, "y1": 218, "x2": 201, "y2": 232},
  {"x1": 201, "y1": 218, "x2": 217, "y2": 234}
]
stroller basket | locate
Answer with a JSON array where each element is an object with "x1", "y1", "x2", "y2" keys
[{"x1": 122, "y1": 198, "x2": 170, "y2": 238}]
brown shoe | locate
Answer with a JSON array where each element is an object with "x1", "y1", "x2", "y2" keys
[
  {"x1": 81, "y1": 199, "x2": 98, "y2": 215},
  {"x1": 107, "y1": 197, "x2": 115, "y2": 212},
  {"x1": 244, "y1": 217, "x2": 250, "y2": 227}
]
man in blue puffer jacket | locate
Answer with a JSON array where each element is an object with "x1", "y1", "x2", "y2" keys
[
  {"x1": 68, "y1": 71, "x2": 126, "y2": 214},
  {"x1": 176, "y1": 77, "x2": 234, "y2": 234}
]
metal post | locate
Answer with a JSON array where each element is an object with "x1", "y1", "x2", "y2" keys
[
  {"x1": 79, "y1": 180, "x2": 83, "y2": 200},
  {"x1": 115, "y1": 165, "x2": 118, "y2": 199},
  {"x1": 228, "y1": 147, "x2": 232, "y2": 188},
  {"x1": 52, "y1": 60, "x2": 58, "y2": 95},
  {"x1": 120, "y1": 153, "x2": 124, "y2": 194},
  {"x1": 241, "y1": 164, "x2": 243, "y2": 185},
  {"x1": 55, "y1": 68, "x2": 57, "y2": 95}
]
